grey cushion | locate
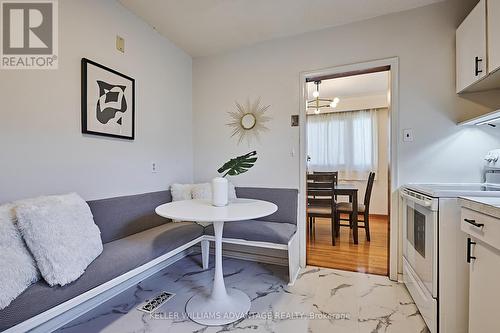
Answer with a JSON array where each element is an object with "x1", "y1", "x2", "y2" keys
[
  {"x1": 204, "y1": 220, "x2": 296, "y2": 244},
  {"x1": 236, "y1": 187, "x2": 298, "y2": 225},
  {"x1": 307, "y1": 206, "x2": 332, "y2": 215},
  {"x1": 88, "y1": 190, "x2": 172, "y2": 243},
  {"x1": 336, "y1": 202, "x2": 366, "y2": 213},
  {"x1": 0, "y1": 221, "x2": 203, "y2": 331}
]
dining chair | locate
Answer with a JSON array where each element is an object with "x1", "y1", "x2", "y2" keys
[
  {"x1": 313, "y1": 171, "x2": 338, "y2": 186},
  {"x1": 313, "y1": 171, "x2": 339, "y2": 200},
  {"x1": 306, "y1": 173, "x2": 336, "y2": 245},
  {"x1": 335, "y1": 172, "x2": 375, "y2": 241}
]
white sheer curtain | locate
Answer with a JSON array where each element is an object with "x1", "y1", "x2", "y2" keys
[{"x1": 307, "y1": 109, "x2": 378, "y2": 180}]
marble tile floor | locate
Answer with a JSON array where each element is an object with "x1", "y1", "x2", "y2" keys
[{"x1": 57, "y1": 254, "x2": 429, "y2": 333}]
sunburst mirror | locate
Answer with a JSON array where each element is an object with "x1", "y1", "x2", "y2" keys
[{"x1": 227, "y1": 98, "x2": 271, "y2": 145}]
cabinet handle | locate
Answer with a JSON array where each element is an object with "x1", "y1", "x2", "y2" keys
[
  {"x1": 475, "y1": 56, "x2": 483, "y2": 76},
  {"x1": 467, "y1": 237, "x2": 476, "y2": 263},
  {"x1": 464, "y1": 218, "x2": 484, "y2": 229}
]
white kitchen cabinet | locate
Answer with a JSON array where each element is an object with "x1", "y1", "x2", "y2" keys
[
  {"x1": 460, "y1": 199, "x2": 500, "y2": 333},
  {"x1": 467, "y1": 239, "x2": 500, "y2": 332},
  {"x1": 456, "y1": 0, "x2": 487, "y2": 93},
  {"x1": 488, "y1": 0, "x2": 500, "y2": 73}
]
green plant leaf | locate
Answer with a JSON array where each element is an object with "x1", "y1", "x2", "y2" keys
[{"x1": 217, "y1": 151, "x2": 258, "y2": 177}]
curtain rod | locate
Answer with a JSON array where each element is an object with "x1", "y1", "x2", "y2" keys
[{"x1": 306, "y1": 107, "x2": 388, "y2": 116}]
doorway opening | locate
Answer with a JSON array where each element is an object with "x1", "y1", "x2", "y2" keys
[{"x1": 304, "y1": 66, "x2": 392, "y2": 276}]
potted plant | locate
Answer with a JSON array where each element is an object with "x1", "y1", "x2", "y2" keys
[{"x1": 212, "y1": 151, "x2": 257, "y2": 206}]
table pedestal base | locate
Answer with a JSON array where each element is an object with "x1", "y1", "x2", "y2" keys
[
  {"x1": 185, "y1": 221, "x2": 251, "y2": 325},
  {"x1": 185, "y1": 289, "x2": 251, "y2": 326}
]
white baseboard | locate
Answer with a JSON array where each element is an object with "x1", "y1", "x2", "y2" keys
[
  {"x1": 221, "y1": 249, "x2": 288, "y2": 266},
  {"x1": 194, "y1": 240, "x2": 289, "y2": 266}
]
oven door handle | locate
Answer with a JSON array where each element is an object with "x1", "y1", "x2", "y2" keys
[{"x1": 401, "y1": 192, "x2": 432, "y2": 207}]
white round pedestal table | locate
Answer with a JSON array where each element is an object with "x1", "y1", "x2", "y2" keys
[{"x1": 155, "y1": 198, "x2": 277, "y2": 326}]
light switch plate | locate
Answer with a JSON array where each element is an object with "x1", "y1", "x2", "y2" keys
[
  {"x1": 403, "y1": 129, "x2": 414, "y2": 142},
  {"x1": 151, "y1": 162, "x2": 159, "y2": 173},
  {"x1": 116, "y1": 36, "x2": 125, "y2": 53}
]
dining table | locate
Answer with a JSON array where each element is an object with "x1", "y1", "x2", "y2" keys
[
  {"x1": 334, "y1": 184, "x2": 359, "y2": 244},
  {"x1": 155, "y1": 198, "x2": 277, "y2": 326}
]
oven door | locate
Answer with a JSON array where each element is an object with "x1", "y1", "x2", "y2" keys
[{"x1": 401, "y1": 189, "x2": 438, "y2": 298}]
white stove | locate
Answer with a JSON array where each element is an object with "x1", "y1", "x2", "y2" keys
[
  {"x1": 401, "y1": 149, "x2": 500, "y2": 333},
  {"x1": 404, "y1": 183, "x2": 500, "y2": 198}
]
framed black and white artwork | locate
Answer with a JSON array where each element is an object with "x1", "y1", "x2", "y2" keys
[{"x1": 81, "y1": 58, "x2": 135, "y2": 140}]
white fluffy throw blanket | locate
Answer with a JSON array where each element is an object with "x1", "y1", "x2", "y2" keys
[
  {"x1": 0, "y1": 204, "x2": 39, "y2": 309},
  {"x1": 15, "y1": 193, "x2": 103, "y2": 287}
]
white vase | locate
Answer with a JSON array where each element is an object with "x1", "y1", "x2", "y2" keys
[{"x1": 212, "y1": 177, "x2": 228, "y2": 207}]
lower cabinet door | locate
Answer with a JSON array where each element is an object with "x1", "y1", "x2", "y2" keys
[{"x1": 469, "y1": 239, "x2": 500, "y2": 332}]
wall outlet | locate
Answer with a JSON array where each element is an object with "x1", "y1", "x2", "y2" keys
[
  {"x1": 151, "y1": 162, "x2": 159, "y2": 173},
  {"x1": 403, "y1": 129, "x2": 414, "y2": 142},
  {"x1": 116, "y1": 35, "x2": 125, "y2": 53}
]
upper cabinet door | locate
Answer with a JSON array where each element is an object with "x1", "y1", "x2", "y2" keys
[
  {"x1": 456, "y1": 0, "x2": 487, "y2": 93},
  {"x1": 488, "y1": 0, "x2": 500, "y2": 73}
]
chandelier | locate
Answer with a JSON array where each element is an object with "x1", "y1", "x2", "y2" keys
[{"x1": 307, "y1": 80, "x2": 339, "y2": 114}]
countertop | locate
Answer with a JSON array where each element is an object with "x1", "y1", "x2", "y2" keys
[{"x1": 459, "y1": 196, "x2": 500, "y2": 219}]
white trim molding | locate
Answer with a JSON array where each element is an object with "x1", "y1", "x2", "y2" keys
[{"x1": 299, "y1": 57, "x2": 400, "y2": 281}]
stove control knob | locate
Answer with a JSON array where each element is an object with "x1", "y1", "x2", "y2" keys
[{"x1": 485, "y1": 154, "x2": 497, "y2": 162}]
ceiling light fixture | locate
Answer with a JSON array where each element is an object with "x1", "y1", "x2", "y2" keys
[{"x1": 307, "y1": 80, "x2": 339, "y2": 114}]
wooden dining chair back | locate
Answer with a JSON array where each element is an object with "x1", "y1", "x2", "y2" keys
[
  {"x1": 361, "y1": 172, "x2": 376, "y2": 241},
  {"x1": 313, "y1": 171, "x2": 339, "y2": 200},
  {"x1": 364, "y1": 172, "x2": 376, "y2": 210},
  {"x1": 313, "y1": 171, "x2": 339, "y2": 187},
  {"x1": 335, "y1": 171, "x2": 376, "y2": 241},
  {"x1": 306, "y1": 173, "x2": 336, "y2": 245}
]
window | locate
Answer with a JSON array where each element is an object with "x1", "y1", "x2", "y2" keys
[{"x1": 307, "y1": 109, "x2": 379, "y2": 180}]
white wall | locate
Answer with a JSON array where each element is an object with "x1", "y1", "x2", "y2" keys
[
  {"x1": 193, "y1": 0, "x2": 500, "y2": 190},
  {"x1": 0, "y1": 0, "x2": 193, "y2": 203},
  {"x1": 333, "y1": 94, "x2": 388, "y2": 113}
]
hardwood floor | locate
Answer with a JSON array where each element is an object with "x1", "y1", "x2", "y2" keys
[{"x1": 306, "y1": 215, "x2": 389, "y2": 276}]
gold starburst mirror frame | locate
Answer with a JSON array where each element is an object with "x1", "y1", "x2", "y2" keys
[{"x1": 227, "y1": 98, "x2": 271, "y2": 145}]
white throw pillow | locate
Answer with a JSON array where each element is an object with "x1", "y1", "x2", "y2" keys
[
  {"x1": 191, "y1": 183, "x2": 212, "y2": 200},
  {"x1": 191, "y1": 182, "x2": 237, "y2": 200},
  {"x1": 170, "y1": 183, "x2": 193, "y2": 201},
  {"x1": 0, "y1": 204, "x2": 39, "y2": 310},
  {"x1": 228, "y1": 182, "x2": 237, "y2": 200},
  {"x1": 15, "y1": 193, "x2": 103, "y2": 287}
]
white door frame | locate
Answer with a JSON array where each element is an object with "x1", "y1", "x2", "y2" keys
[{"x1": 298, "y1": 57, "x2": 400, "y2": 281}]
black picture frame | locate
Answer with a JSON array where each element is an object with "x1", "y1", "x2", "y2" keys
[{"x1": 81, "y1": 58, "x2": 135, "y2": 140}]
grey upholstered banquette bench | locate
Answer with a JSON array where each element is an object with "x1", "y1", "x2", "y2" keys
[{"x1": 0, "y1": 187, "x2": 298, "y2": 333}]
